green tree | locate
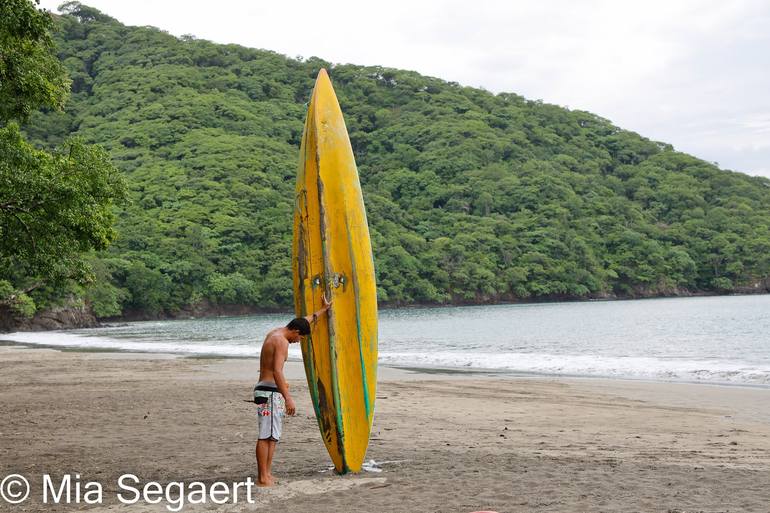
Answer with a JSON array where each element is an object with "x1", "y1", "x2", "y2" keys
[
  {"x1": 0, "y1": 0, "x2": 125, "y2": 321},
  {"x1": 0, "y1": 0, "x2": 69, "y2": 121}
]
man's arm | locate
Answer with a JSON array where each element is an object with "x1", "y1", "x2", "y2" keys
[
  {"x1": 272, "y1": 339, "x2": 296, "y2": 415},
  {"x1": 304, "y1": 295, "x2": 331, "y2": 325}
]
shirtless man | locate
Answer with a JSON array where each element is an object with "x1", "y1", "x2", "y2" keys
[{"x1": 254, "y1": 298, "x2": 331, "y2": 486}]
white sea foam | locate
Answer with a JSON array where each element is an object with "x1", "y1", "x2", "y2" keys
[
  {"x1": 378, "y1": 351, "x2": 770, "y2": 385},
  {"x1": 0, "y1": 331, "x2": 293, "y2": 358},
  {"x1": 3, "y1": 330, "x2": 769, "y2": 386},
  {"x1": 3, "y1": 330, "x2": 217, "y2": 354}
]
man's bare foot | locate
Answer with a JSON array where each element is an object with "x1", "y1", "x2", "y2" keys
[{"x1": 256, "y1": 476, "x2": 278, "y2": 487}]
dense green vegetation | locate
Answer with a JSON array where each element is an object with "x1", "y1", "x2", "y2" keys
[
  {"x1": 17, "y1": 2, "x2": 770, "y2": 319},
  {"x1": 0, "y1": 0, "x2": 124, "y2": 323}
]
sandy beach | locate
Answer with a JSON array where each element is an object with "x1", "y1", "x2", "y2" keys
[{"x1": 1, "y1": 345, "x2": 769, "y2": 512}]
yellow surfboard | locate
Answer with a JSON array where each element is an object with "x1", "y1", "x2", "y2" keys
[{"x1": 292, "y1": 69, "x2": 378, "y2": 474}]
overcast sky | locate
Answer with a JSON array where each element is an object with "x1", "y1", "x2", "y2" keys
[{"x1": 39, "y1": 0, "x2": 770, "y2": 178}]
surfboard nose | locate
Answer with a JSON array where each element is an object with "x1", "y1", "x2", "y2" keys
[{"x1": 312, "y1": 68, "x2": 335, "y2": 105}]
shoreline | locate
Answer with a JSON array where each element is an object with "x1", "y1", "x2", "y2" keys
[{"x1": 3, "y1": 339, "x2": 770, "y2": 391}]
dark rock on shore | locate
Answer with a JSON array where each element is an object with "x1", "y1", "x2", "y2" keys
[{"x1": 0, "y1": 302, "x2": 98, "y2": 333}]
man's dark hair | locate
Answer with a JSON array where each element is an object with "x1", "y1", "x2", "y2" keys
[{"x1": 287, "y1": 317, "x2": 311, "y2": 335}]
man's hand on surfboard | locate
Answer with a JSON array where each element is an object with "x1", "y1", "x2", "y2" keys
[{"x1": 304, "y1": 296, "x2": 331, "y2": 325}]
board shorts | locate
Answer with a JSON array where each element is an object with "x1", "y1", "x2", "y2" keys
[{"x1": 254, "y1": 381, "x2": 286, "y2": 441}]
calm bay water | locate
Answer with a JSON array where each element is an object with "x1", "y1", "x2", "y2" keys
[{"x1": 4, "y1": 295, "x2": 770, "y2": 386}]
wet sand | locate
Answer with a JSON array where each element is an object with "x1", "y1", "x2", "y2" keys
[{"x1": 1, "y1": 345, "x2": 769, "y2": 512}]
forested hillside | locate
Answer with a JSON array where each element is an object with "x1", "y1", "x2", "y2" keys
[{"x1": 23, "y1": 3, "x2": 770, "y2": 318}]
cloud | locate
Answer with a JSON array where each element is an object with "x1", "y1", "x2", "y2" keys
[{"x1": 37, "y1": 0, "x2": 770, "y2": 177}]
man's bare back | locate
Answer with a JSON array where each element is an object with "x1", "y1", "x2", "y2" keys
[
  {"x1": 259, "y1": 328, "x2": 288, "y2": 386},
  {"x1": 258, "y1": 327, "x2": 296, "y2": 416}
]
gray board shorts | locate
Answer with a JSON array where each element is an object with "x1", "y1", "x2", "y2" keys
[{"x1": 254, "y1": 381, "x2": 286, "y2": 441}]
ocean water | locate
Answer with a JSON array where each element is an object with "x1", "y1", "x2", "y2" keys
[{"x1": 3, "y1": 295, "x2": 770, "y2": 386}]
